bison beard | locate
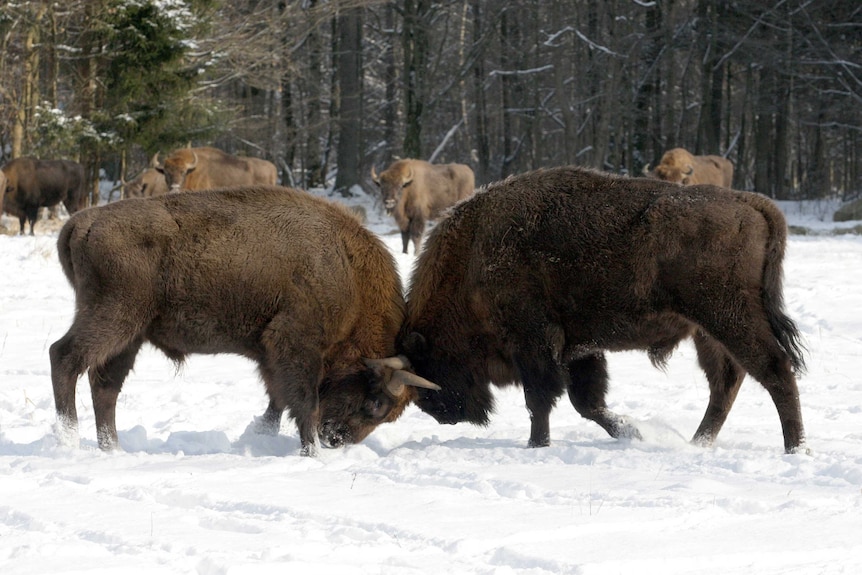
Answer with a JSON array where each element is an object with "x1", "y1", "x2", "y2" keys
[
  {"x1": 397, "y1": 166, "x2": 807, "y2": 454},
  {"x1": 49, "y1": 186, "x2": 433, "y2": 456}
]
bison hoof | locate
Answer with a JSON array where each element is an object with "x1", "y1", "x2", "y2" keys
[
  {"x1": 786, "y1": 443, "x2": 812, "y2": 456},
  {"x1": 52, "y1": 420, "x2": 80, "y2": 449},
  {"x1": 252, "y1": 415, "x2": 281, "y2": 436},
  {"x1": 614, "y1": 421, "x2": 643, "y2": 441},
  {"x1": 528, "y1": 438, "x2": 550, "y2": 448}
]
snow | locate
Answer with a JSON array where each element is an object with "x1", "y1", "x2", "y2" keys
[{"x1": 1, "y1": 190, "x2": 861, "y2": 574}]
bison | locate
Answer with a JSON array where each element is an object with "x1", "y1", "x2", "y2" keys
[
  {"x1": 123, "y1": 167, "x2": 169, "y2": 199},
  {"x1": 644, "y1": 148, "x2": 734, "y2": 187},
  {"x1": 394, "y1": 166, "x2": 807, "y2": 454},
  {"x1": 49, "y1": 186, "x2": 437, "y2": 456},
  {"x1": 1, "y1": 157, "x2": 86, "y2": 235},
  {"x1": 154, "y1": 147, "x2": 278, "y2": 192},
  {"x1": 371, "y1": 159, "x2": 475, "y2": 254},
  {"x1": 0, "y1": 169, "x2": 6, "y2": 225}
]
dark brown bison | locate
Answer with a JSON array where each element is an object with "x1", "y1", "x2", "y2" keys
[
  {"x1": 371, "y1": 159, "x2": 475, "y2": 254},
  {"x1": 154, "y1": 147, "x2": 278, "y2": 192},
  {"x1": 644, "y1": 148, "x2": 734, "y2": 187},
  {"x1": 49, "y1": 186, "x2": 437, "y2": 456},
  {"x1": 1, "y1": 157, "x2": 86, "y2": 235},
  {"x1": 396, "y1": 166, "x2": 807, "y2": 454}
]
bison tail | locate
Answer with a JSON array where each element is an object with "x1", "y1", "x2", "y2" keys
[
  {"x1": 758, "y1": 197, "x2": 807, "y2": 375},
  {"x1": 56, "y1": 217, "x2": 77, "y2": 286}
]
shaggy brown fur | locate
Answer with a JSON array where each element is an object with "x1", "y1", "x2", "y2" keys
[
  {"x1": 371, "y1": 159, "x2": 475, "y2": 254},
  {"x1": 50, "y1": 186, "x2": 415, "y2": 455},
  {"x1": 399, "y1": 166, "x2": 807, "y2": 453},
  {"x1": 154, "y1": 147, "x2": 278, "y2": 192},
  {"x1": 646, "y1": 148, "x2": 734, "y2": 187},
  {"x1": 1, "y1": 157, "x2": 86, "y2": 235}
]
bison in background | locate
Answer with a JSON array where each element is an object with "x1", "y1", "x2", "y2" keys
[
  {"x1": 154, "y1": 147, "x2": 278, "y2": 192},
  {"x1": 644, "y1": 147, "x2": 734, "y2": 187},
  {"x1": 0, "y1": 169, "x2": 6, "y2": 227},
  {"x1": 123, "y1": 168, "x2": 169, "y2": 199},
  {"x1": 1, "y1": 157, "x2": 86, "y2": 235},
  {"x1": 394, "y1": 166, "x2": 807, "y2": 454},
  {"x1": 49, "y1": 186, "x2": 437, "y2": 456},
  {"x1": 371, "y1": 159, "x2": 475, "y2": 254}
]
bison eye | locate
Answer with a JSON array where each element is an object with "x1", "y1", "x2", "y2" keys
[{"x1": 363, "y1": 396, "x2": 390, "y2": 419}]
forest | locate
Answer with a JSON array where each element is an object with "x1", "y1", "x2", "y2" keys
[{"x1": 0, "y1": 0, "x2": 859, "y2": 205}]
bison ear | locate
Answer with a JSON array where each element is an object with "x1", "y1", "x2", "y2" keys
[{"x1": 400, "y1": 331, "x2": 427, "y2": 357}]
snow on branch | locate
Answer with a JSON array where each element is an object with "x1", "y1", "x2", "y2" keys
[
  {"x1": 574, "y1": 30, "x2": 626, "y2": 58},
  {"x1": 489, "y1": 65, "x2": 554, "y2": 77}
]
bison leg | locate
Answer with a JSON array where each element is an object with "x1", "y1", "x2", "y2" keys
[
  {"x1": 88, "y1": 340, "x2": 143, "y2": 450},
  {"x1": 695, "y1": 307, "x2": 806, "y2": 453},
  {"x1": 515, "y1": 353, "x2": 566, "y2": 447},
  {"x1": 49, "y1": 300, "x2": 151, "y2": 450},
  {"x1": 259, "y1": 346, "x2": 323, "y2": 456},
  {"x1": 253, "y1": 400, "x2": 284, "y2": 436},
  {"x1": 691, "y1": 331, "x2": 745, "y2": 448},
  {"x1": 49, "y1": 332, "x2": 86, "y2": 446},
  {"x1": 408, "y1": 217, "x2": 425, "y2": 254},
  {"x1": 400, "y1": 230, "x2": 411, "y2": 254},
  {"x1": 566, "y1": 353, "x2": 643, "y2": 442}
]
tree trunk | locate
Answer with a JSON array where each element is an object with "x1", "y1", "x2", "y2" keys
[
  {"x1": 753, "y1": 66, "x2": 774, "y2": 197},
  {"x1": 382, "y1": 2, "x2": 398, "y2": 164},
  {"x1": 402, "y1": 0, "x2": 431, "y2": 159},
  {"x1": 470, "y1": 0, "x2": 489, "y2": 184},
  {"x1": 632, "y1": 2, "x2": 662, "y2": 171},
  {"x1": 333, "y1": 7, "x2": 362, "y2": 197},
  {"x1": 304, "y1": 1, "x2": 324, "y2": 188}
]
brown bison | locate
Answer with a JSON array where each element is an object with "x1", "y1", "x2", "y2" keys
[
  {"x1": 1, "y1": 157, "x2": 86, "y2": 235},
  {"x1": 644, "y1": 148, "x2": 734, "y2": 187},
  {"x1": 49, "y1": 186, "x2": 437, "y2": 456},
  {"x1": 395, "y1": 166, "x2": 807, "y2": 454},
  {"x1": 371, "y1": 159, "x2": 475, "y2": 254},
  {"x1": 154, "y1": 147, "x2": 278, "y2": 192},
  {"x1": 123, "y1": 168, "x2": 169, "y2": 199},
  {"x1": 0, "y1": 169, "x2": 6, "y2": 221}
]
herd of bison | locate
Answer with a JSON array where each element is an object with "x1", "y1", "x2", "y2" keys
[{"x1": 1, "y1": 147, "x2": 808, "y2": 456}]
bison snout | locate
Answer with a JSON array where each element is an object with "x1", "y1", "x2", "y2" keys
[
  {"x1": 384, "y1": 199, "x2": 396, "y2": 213},
  {"x1": 415, "y1": 389, "x2": 462, "y2": 425},
  {"x1": 319, "y1": 421, "x2": 351, "y2": 448}
]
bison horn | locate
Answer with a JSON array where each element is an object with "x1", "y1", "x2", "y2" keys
[
  {"x1": 385, "y1": 370, "x2": 442, "y2": 398},
  {"x1": 684, "y1": 165, "x2": 694, "y2": 176},
  {"x1": 188, "y1": 152, "x2": 199, "y2": 171},
  {"x1": 364, "y1": 356, "x2": 442, "y2": 397},
  {"x1": 371, "y1": 165, "x2": 379, "y2": 183},
  {"x1": 152, "y1": 152, "x2": 162, "y2": 169},
  {"x1": 642, "y1": 163, "x2": 651, "y2": 175},
  {"x1": 364, "y1": 355, "x2": 411, "y2": 371},
  {"x1": 403, "y1": 167, "x2": 414, "y2": 185}
]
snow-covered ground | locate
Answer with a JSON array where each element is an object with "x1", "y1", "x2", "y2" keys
[{"x1": 1, "y1": 189, "x2": 860, "y2": 574}]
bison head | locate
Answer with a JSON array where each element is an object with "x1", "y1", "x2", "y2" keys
[
  {"x1": 371, "y1": 163, "x2": 414, "y2": 216},
  {"x1": 645, "y1": 148, "x2": 696, "y2": 184},
  {"x1": 154, "y1": 150, "x2": 198, "y2": 193},
  {"x1": 317, "y1": 355, "x2": 440, "y2": 448},
  {"x1": 649, "y1": 163, "x2": 694, "y2": 184},
  {"x1": 396, "y1": 331, "x2": 496, "y2": 428}
]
